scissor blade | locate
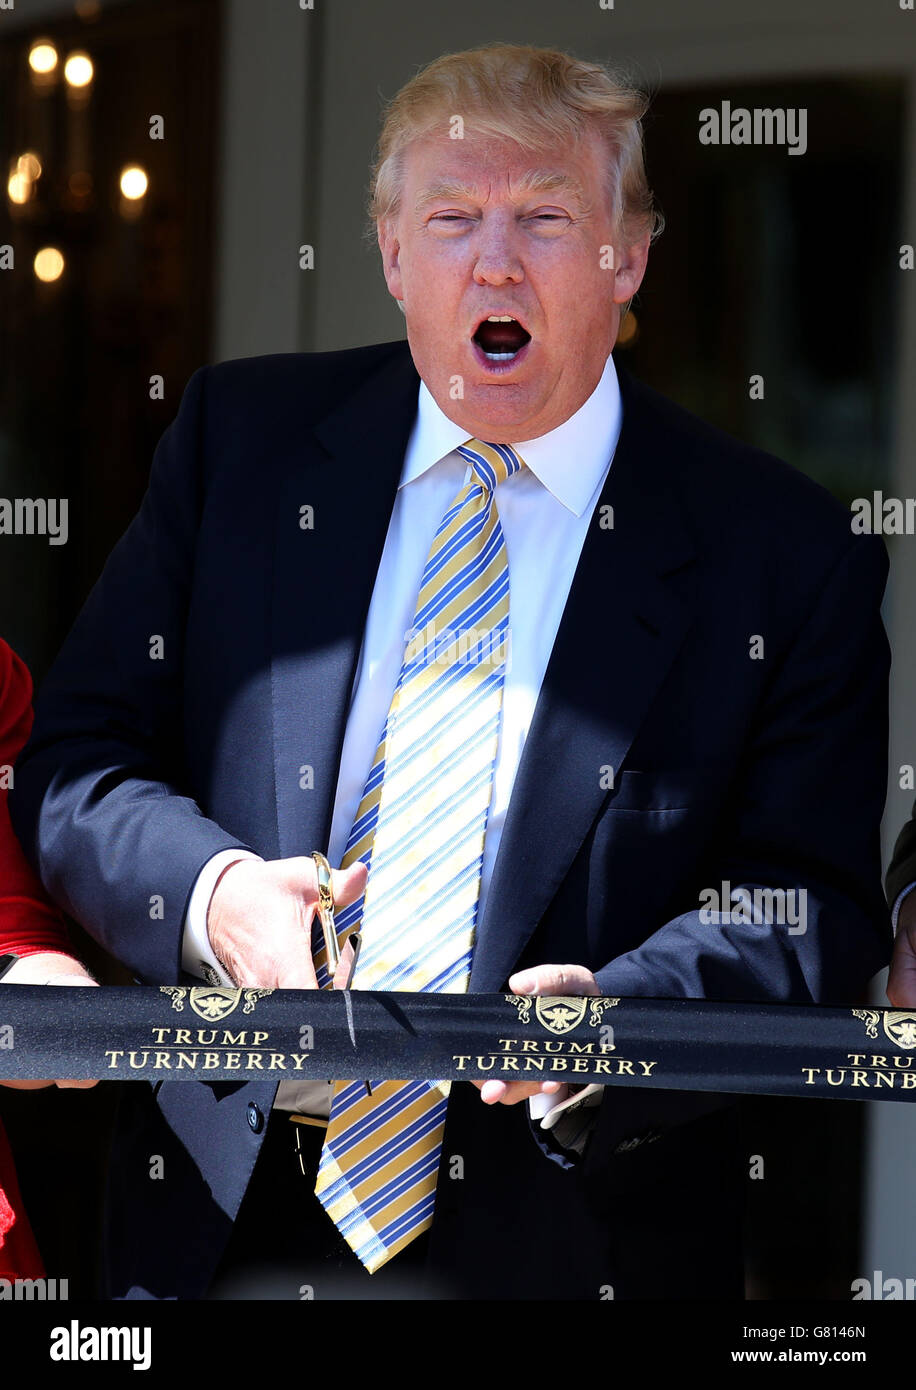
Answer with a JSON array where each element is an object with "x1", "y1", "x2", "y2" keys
[
  {"x1": 332, "y1": 931, "x2": 362, "y2": 991},
  {"x1": 341, "y1": 986, "x2": 357, "y2": 1049},
  {"x1": 332, "y1": 933, "x2": 371, "y2": 1096}
]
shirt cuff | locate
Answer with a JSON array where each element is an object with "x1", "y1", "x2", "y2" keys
[
  {"x1": 181, "y1": 849, "x2": 263, "y2": 984},
  {"x1": 529, "y1": 1086, "x2": 570, "y2": 1121},
  {"x1": 892, "y1": 882, "x2": 916, "y2": 931},
  {"x1": 528, "y1": 1084, "x2": 604, "y2": 1157}
]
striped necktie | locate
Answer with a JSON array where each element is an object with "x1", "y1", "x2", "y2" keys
[{"x1": 313, "y1": 439, "x2": 524, "y2": 1272}]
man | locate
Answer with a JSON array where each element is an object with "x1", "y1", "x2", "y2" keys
[{"x1": 10, "y1": 44, "x2": 891, "y2": 1300}]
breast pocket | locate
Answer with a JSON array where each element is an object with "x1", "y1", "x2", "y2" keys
[{"x1": 605, "y1": 768, "x2": 715, "y2": 813}]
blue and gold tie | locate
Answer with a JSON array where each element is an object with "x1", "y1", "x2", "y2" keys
[{"x1": 313, "y1": 439, "x2": 523, "y2": 1271}]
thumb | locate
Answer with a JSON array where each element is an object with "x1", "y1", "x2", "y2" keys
[
  {"x1": 888, "y1": 937, "x2": 916, "y2": 1007},
  {"x1": 330, "y1": 861, "x2": 368, "y2": 909},
  {"x1": 281, "y1": 855, "x2": 367, "y2": 907},
  {"x1": 508, "y1": 963, "x2": 599, "y2": 996}
]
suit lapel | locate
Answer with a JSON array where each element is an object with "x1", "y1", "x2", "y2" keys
[
  {"x1": 270, "y1": 346, "x2": 420, "y2": 858},
  {"x1": 469, "y1": 365, "x2": 699, "y2": 990}
]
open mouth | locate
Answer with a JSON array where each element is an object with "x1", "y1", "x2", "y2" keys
[{"x1": 472, "y1": 315, "x2": 532, "y2": 365}]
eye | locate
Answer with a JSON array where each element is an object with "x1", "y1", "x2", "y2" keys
[{"x1": 525, "y1": 209, "x2": 571, "y2": 228}]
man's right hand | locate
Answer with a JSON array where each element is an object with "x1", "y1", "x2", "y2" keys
[{"x1": 207, "y1": 856, "x2": 368, "y2": 989}]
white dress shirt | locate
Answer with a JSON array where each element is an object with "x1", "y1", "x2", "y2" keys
[
  {"x1": 893, "y1": 887, "x2": 914, "y2": 930},
  {"x1": 183, "y1": 350, "x2": 623, "y2": 1121}
]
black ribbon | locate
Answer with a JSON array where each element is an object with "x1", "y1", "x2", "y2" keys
[{"x1": 0, "y1": 985, "x2": 914, "y2": 1102}]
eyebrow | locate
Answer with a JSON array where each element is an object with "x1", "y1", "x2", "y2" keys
[{"x1": 415, "y1": 169, "x2": 590, "y2": 213}]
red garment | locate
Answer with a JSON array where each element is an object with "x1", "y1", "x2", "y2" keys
[
  {"x1": 0, "y1": 637, "x2": 74, "y2": 1279},
  {"x1": 0, "y1": 1135, "x2": 43, "y2": 1279},
  {"x1": 0, "y1": 639, "x2": 73, "y2": 956}
]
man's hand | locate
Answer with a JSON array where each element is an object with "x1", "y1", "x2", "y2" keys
[
  {"x1": 207, "y1": 856, "x2": 368, "y2": 988},
  {"x1": 888, "y1": 892, "x2": 916, "y2": 1006},
  {"x1": 474, "y1": 963, "x2": 599, "y2": 1106},
  {"x1": 1, "y1": 956, "x2": 99, "y2": 1091}
]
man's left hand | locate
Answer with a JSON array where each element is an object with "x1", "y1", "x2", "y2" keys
[
  {"x1": 474, "y1": 963, "x2": 599, "y2": 1106},
  {"x1": 888, "y1": 892, "x2": 916, "y2": 1006}
]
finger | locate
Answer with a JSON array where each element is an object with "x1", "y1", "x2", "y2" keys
[
  {"x1": 274, "y1": 955, "x2": 321, "y2": 990},
  {"x1": 0, "y1": 1078, "x2": 96, "y2": 1091},
  {"x1": 888, "y1": 935, "x2": 916, "y2": 1007},
  {"x1": 508, "y1": 964, "x2": 599, "y2": 996},
  {"x1": 475, "y1": 1079, "x2": 563, "y2": 1106},
  {"x1": 331, "y1": 933, "x2": 361, "y2": 990}
]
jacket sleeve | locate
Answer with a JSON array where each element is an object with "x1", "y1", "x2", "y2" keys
[
  {"x1": 593, "y1": 533, "x2": 891, "y2": 1005},
  {"x1": 8, "y1": 369, "x2": 254, "y2": 983},
  {"x1": 886, "y1": 817, "x2": 916, "y2": 911},
  {"x1": 541, "y1": 532, "x2": 891, "y2": 1169}
]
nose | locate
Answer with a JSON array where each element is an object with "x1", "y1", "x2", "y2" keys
[{"x1": 472, "y1": 213, "x2": 524, "y2": 286}]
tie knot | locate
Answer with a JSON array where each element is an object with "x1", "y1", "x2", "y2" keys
[{"x1": 457, "y1": 439, "x2": 524, "y2": 492}]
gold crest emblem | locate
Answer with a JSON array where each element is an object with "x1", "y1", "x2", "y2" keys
[
  {"x1": 190, "y1": 987, "x2": 245, "y2": 1021},
  {"x1": 505, "y1": 994, "x2": 619, "y2": 1034},
  {"x1": 535, "y1": 996, "x2": 589, "y2": 1034},
  {"x1": 853, "y1": 1007, "x2": 916, "y2": 1048},
  {"x1": 883, "y1": 1011, "x2": 916, "y2": 1049},
  {"x1": 159, "y1": 986, "x2": 273, "y2": 1018}
]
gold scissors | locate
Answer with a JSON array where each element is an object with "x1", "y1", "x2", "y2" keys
[{"x1": 312, "y1": 852, "x2": 372, "y2": 1097}]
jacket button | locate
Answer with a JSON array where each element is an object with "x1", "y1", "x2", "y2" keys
[{"x1": 246, "y1": 1102, "x2": 264, "y2": 1133}]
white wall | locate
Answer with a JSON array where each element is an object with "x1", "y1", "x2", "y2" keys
[{"x1": 213, "y1": 0, "x2": 316, "y2": 360}]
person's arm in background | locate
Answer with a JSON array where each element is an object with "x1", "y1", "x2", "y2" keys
[
  {"x1": 0, "y1": 641, "x2": 97, "y2": 1286},
  {"x1": 0, "y1": 636, "x2": 96, "y2": 1090},
  {"x1": 0, "y1": 639, "x2": 88, "y2": 971}
]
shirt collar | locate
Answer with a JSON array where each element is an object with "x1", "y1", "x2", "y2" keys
[{"x1": 400, "y1": 352, "x2": 622, "y2": 517}]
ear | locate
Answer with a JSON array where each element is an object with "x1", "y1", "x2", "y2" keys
[
  {"x1": 377, "y1": 218, "x2": 404, "y2": 302},
  {"x1": 611, "y1": 230, "x2": 651, "y2": 306}
]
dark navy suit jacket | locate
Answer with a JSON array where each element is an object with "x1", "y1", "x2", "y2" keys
[{"x1": 10, "y1": 341, "x2": 891, "y2": 1298}]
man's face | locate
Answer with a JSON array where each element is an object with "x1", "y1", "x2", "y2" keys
[{"x1": 378, "y1": 128, "x2": 649, "y2": 442}]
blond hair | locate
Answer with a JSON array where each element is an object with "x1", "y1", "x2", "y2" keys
[{"x1": 369, "y1": 43, "x2": 663, "y2": 245}]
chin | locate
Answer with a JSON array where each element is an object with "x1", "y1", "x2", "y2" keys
[{"x1": 466, "y1": 381, "x2": 533, "y2": 416}]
